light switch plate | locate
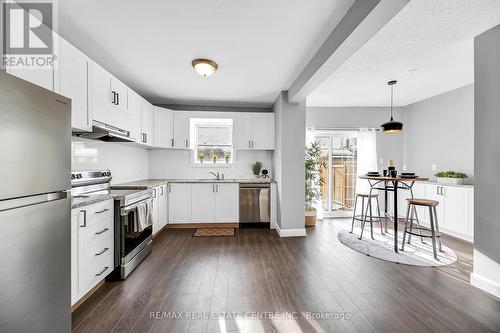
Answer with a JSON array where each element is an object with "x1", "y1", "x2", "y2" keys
[
  {"x1": 402, "y1": 164, "x2": 407, "y2": 171},
  {"x1": 379, "y1": 158, "x2": 384, "y2": 165},
  {"x1": 432, "y1": 164, "x2": 437, "y2": 171}
]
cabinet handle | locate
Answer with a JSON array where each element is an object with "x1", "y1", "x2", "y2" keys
[
  {"x1": 145, "y1": 133, "x2": 148, "y2": 143},
  {"x1": 216, "y1": 184, "x2": 219, "y2": 192},
  {"x1": 95, "y1": 228, "x2": 109, "y2": 235},
  {"x1": 79, "y1": 210, "x2": 87, "y2": 228},
  {"x1": 95, "y1": 208, "x2": 109, "y2": 214},
  {"x1": 160, "y1": 187, "x2": 164, "y2": 195},
  {"x1": 440, "y1": 187, "x2": 445, "y2": 196},
  {"x1": 95, "y1": 248, "x2": 109, "y2": 256},
  {"x1": 171, "y1": 138, "x2": 174, "y2": 147},
  {"x1": 249, "y1": 140, "x2": 251, "y2": 149},
  {"x1": 111, "y1": 91, "x2": 116, "y2": 104},
  {"x1": 168, "y1": 184, "x2": 171, "y2": 193},
  {"x1": 436, "y1": 186, "x2": 439, "y2": 195},
  {"x1": 185, "y1": 139, "x2": 188, "y2": 148},
  {"x1": 95, "y1": 266, "x2": 109, "y2": 276}
]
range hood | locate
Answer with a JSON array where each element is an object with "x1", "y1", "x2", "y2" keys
[{"x1": 78, "y1": 121, "x2": 134, "y2": 143}]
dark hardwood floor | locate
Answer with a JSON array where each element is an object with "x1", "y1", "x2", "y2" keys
[{"x1": 72, "y1": 219, "x2": 500, "y2": 333}]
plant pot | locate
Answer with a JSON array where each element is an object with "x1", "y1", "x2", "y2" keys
[
  {"x1": 437, "y1": 177, "x2": 464, "y2": 185},
  {"x1": 253, "y1": 174, "x2": 260, "y2": 178},
  {"x1": 305, "y1": 208, "x2": 317, "y2": 227}
]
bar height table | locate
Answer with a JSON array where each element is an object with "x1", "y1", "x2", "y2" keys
[{"x1": 358, "y1": 175, "x2": 429, "y2": 253}]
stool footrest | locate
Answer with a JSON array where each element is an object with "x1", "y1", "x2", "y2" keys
[
  {"x1": 353, "y1": 215, "x2": 382, "y2": 223},
  {"x1": 404, "y1": 226, "x2": 441, "y2": 238}
]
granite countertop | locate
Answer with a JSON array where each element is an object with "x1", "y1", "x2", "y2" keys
[
  {"x1": 112, "y1": 178, "x2": 275, "y2": 189},
  {"x1": 71, "y1": 193, "x2": 116, "y2": 209},
  {"x1": 418, "y1": 180, "x2": 474, "y2": 188}
]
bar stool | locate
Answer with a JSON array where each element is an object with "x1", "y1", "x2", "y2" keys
[
  {"x1": 401, "y1": 198, "x2": 443, "y2": 260},
  {"x1": 350, "y1": 193, "x2": 384, "y2": 240}
]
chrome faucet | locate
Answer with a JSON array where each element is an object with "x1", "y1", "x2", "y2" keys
[{"x1": 209, "y1": 171, "x2": 220, "y2": 180}]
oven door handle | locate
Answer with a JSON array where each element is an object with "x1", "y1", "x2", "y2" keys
[{"x1": 121, "y1": 198, "x2": 153, "y2": 216}]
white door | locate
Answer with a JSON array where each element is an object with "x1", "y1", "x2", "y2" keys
[
  {"x1": 70, "y1": 209, "x2": 81, "y2": 305},
  {"x1": 91, "y1": 63, "x2": 113, "y2": 125},
  {"x1": 111, "y1": 78, "x2": 128, "y2": 112},
  {"x1": 154, "y1": 107, "x2": 174, "y2": 148},
  {"x1": 173, "y1": 111, "x2": 191, "y2": 149},
  {"x1": 140, "y1": 100, "x2": 154, "y2": 146},
  {"x1": 168, "y1": 183, "x2": 192, "y2": 223},
  {"x1": 57, "y1": 39, "x2": 91, "y2": 132},
  {"x1": 215, "y1": 184, "x2": 239, "y2": 222},
  {"x1": 425, "y1": 184, "x2": 446, "y2": 227},
  {"x1": 128, "y1": 90, "x2": 142, "y2": 141},
  {"x1": 252, "y1": 113, "x2": 275, "y2": 150},
  {"x1": 191, "y1": 184, "x2": 216, "y2": 223},
  {"x1": 233, "y1": 113, "x2": 252, "y2": 149},
  {"x1": 443, "y1": 186, "x2": 469, "y2": 236}
]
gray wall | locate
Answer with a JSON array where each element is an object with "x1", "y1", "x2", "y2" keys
[
  {"x1": 474, "y1": 26, "x2": 500, "y2": 264},
  {"x1": 307, "y1": 106, "x2": 405, "y2": 171},
  {"x1": 273, "y1": 92, "x2": 306, "y2": 231},
  {"x1": 403, "y1": 84, "x2": 474, "y2": 183}
]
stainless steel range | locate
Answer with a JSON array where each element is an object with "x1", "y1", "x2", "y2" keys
[{"x1": 71, "y1": 170, "x2": 154, "y2": 280}]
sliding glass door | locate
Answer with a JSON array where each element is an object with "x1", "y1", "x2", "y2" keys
[{"x1": 312, "y1": 131, "x2": 358, "y2": 217}]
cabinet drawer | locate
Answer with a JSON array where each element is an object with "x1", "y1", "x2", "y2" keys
[
  {"x1": 84, "y1": 215, "x2": 113, "y2": 245},
  {"x1": 85, "y1": 249, "x2": 113, "y2": 289},
  {"x1": 85, "y1": 200, "x2": 113, "y2": 226}
]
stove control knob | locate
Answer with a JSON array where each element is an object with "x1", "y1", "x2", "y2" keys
[
  {"x1": 71, "y1": 174, "x2": 75, "y2": 180},
  {"x1": 101, "y1": 172, "x2": 107, "y2": 177},
  {"x1": 107, "y1": 171, "x2": 111, "y2": 176},
  {"x1": 77, "y1": 174, "x2": 82, "y2": 179}
]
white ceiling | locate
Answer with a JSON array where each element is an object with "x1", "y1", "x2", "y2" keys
[
  {"x1": 59, "y1": 0, "x2": 354, "y2": 106},
  {"x1": 307, "y1": 0, "x2": 500, "y2": 107}
]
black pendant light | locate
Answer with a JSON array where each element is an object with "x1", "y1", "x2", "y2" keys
[{"x1": 381, "y1": 80, "x2": 403, "y2": 133}]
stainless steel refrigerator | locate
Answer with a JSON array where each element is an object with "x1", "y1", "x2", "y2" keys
[{"x1": 0, "y1": 72, "x2": 71, "y2": 332}]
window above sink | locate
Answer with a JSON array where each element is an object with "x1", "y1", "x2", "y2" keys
[{"x1": 190, "y1": 118, "x2": 233, "y2": 166}]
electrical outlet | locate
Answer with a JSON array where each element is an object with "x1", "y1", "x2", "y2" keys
[
  {"x1": 432, "y1": 164, "x2": 437, "y2": 171},
  {"x1": 379, "y1": 158, "x2": 384, "y2": 165},
  {"x1": 402, "y1": 164, "x2": 407, "y2": 171}
]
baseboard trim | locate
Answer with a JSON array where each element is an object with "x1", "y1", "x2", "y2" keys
[
  {"x1": 71, "y1": 280, "x2": 105, "y2": 312},
  {"x1": 166, "y1": 223, "x2": 239, "y2": 229},
  {"x1": 275, "y1": 224, "x2": 306, "y2": 237},
  {"x1": 471, "y1": 273, "x2": 500, "y2": 299}
]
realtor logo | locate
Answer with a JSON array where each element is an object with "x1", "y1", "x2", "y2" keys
[
  {"x1": 1, "y1": 0, "x2": 56, "y2": 69},
  {"x1": 2, "y1": 1, "x2": 53, "y2": 54}
]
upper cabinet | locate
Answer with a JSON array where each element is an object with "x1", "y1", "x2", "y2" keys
[
  {"x1": 234, "y1": 113, "x2": 275, "y2": 150},
  {"x1": 140, "y1": 99, "x2": 154, "y2": 146},
  {"x1": 128, "y1": 90, "x2": 142, "y2": 142},
  {"x1": 54, "y1": 38, "x2": 91, "y2": 132},
  {"x1": 91, "y1": 62, "x2": 131, "y2": 131},
  {"x1": 153, "y1": 106, "x2": 174, "y2": 148},
  {"x1": 173, "y1": 111, "x2": 191, "y2": 149}
]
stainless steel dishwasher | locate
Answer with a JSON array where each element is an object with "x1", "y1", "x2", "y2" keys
[{"x1": 239, "y1": 183, "x2": 270, "y2": 223}]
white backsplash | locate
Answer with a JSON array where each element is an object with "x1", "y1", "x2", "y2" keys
[
  {"x1": 149, "y1": 149, "x2": 273, "y2": 179},
  {"x1": 71, "y1": 137, "x2": 149, "y2": 184}
]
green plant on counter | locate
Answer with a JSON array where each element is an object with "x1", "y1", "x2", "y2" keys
[
  {"x1": 435, "y1": 171, "x2": 467, "y2": 178},
  {"x1": 224, "y1": 152, "x2": 231, "y2": 163},
  {"x1": 305, "y1": 141, "x2": 326, "y2": 211},
  {"x1": 211, "y1": 152, "x2": 218, "y2": 163},
  {"x1": 251, "y1": 161, "x2": 263, "y2": 176},
  {"x1": 197, "y1": 152, "x2": 205, "y2": 163}
]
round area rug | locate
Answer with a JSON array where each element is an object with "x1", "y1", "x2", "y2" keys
[{"x1": 338, "y1": 228, "x2": 457, "y2": 266}]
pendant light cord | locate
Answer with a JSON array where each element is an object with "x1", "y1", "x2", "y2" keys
[{"x1": 390, "y1": 84, "x2": 394, "y2": 121}]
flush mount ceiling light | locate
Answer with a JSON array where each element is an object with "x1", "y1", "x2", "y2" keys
[
  {"x1": 381, "y1": 80, "x2": 403, "y2": 133},
  {"x1": 192, "y1": 58, "x2": 218, "y2": 77}
]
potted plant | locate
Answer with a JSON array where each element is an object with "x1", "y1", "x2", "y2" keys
[
  {"x1": 251, "y1": 161, "x2": 263, "y2": 178},
  {"x1": 435, "y1": 171, "x2": 467, "y2": 185},
  {"x1": 211, "y1": 152, "x2": 218, "y2": 163},
  {"x1": 305, "y1": 141, "x2": 325, "y2": 227},
  {"x1": 197, "y1": 152, "x2": 205, "y2": 163},
  {"x1": 224, "y1": 152, "x2": 231, "y2": 163}
]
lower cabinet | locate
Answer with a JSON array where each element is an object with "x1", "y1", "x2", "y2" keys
[
  {"x1": 396, "y1": 183, "x2": 474, "y2": 241},
  {"x1": 152, "y1": 185, "x2": 168, "y2": 235},
  {"x1": 168, "y1": 183, "x2": 239, "y2": 223},
  {"x1": 71, "y1": 199, "x2": 114, "y2": 306}
]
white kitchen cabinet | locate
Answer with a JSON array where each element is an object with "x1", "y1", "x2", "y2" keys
[
  {"x1": 173, "y1": 111, "x2": 191, "y2": 149},
  {"x1": 425, "y1": 184, "x2": 446, "y2": 229},
  {"x1": 191, "y1": 184, "x2": 216, "y2": 222},
  {"x1": 71, "y1": 199, "x2": 114, "y2": 306},
  {"x1": 233, "y1": 113, "x2": 275, "y2": 150},
  {"x1": 153, "y1": 106, "x2": 174, "y2": 148},
  {"x1": 6, "y1": 66, "x2": 54, "y2": 91},
  {"x1": 140, "y1": 99, "x2": 154, "y2": 146},
  {"x1": 91, "y1": 62, "x2": 130, "y2": 131},
  {"x1": 128, "y1": 90, "x2": 142, "y2": 142},
  {"x1": 55, "y1": 38, "x2": 91, "y2": 132},
  {"x1": 442, "y1": 186, "x2": 469, "y2": 235},
  {"x1": 168, "y1": 183, "x2": 192, "y2": 223},
  {"x1": 152, "y1": 185, "x2": 168, "y2": 234},
  {"x1": 215, "y1": 183, "x2": 239, "y2": 222}
]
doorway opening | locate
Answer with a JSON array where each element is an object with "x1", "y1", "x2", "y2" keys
[{"x1": 309, "y1": 130, "x2": 358, "y2": 218}]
